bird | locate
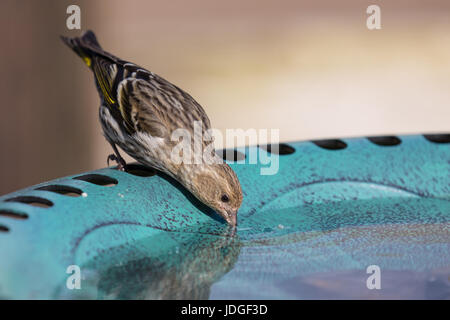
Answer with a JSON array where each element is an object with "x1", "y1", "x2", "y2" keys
[{"x1": 61, "y1": 30, "x2": 243, "y2": 226}]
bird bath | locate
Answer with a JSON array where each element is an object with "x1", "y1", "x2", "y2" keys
[{"x1": 0, "y1": 134, "x2": 449, "y2": 299}]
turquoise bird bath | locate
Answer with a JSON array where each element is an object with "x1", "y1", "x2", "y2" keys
[{"x1": 0, "y1": 134, "x2": 449, "y2": 299}]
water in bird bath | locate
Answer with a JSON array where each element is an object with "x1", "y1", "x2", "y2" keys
[{"x1": 56, "y1": 196, "x2": 449, "y2": 299}]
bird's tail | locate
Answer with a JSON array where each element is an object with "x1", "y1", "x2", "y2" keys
[{"x1": 60, "y1": 30, "x2": 104, "y2": 68}]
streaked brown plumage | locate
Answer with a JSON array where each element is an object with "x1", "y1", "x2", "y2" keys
[{"x1": 61, "y1": 30, "x2": 243, "y2": 226}]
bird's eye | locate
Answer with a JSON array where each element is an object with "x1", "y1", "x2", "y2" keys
[{"x1": 221, "y1": 194, "x2": 230, "y2": 203}]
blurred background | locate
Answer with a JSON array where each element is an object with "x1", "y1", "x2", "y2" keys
[{"x1": 0, "y1": 0, "x2": 449, "y2": 194}]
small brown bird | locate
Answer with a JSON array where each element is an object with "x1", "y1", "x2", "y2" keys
[{"x1": 61, "y1": 30, "x2": 243, "y2": 226}]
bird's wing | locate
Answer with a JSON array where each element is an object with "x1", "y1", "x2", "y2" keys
[
  {"x1": 62, "y1": 31, "x2": 212, "y2": 138},
  {"x1": 117, "y1": 76, "x2": 212, "y2": 139},
  {"x1": 92, "y1": 57, "x2": 121, "y2": 106},
  {"x1": 116, "y1": 78, "x2": 168, "y2": 138}
]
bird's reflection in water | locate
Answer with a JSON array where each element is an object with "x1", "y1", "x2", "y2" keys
[{"x1": 77, "y1": 227, "x2": 241, "y2": 300}]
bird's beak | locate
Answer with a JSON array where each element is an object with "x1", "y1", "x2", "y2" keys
[{"x1": 224, "y1": 209, "x2": 237, "y2": 227}]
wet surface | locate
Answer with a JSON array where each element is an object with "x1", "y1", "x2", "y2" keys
[
  {"x1": 57, "y1": 197, "x2": 450, "y2": 299},
  {"x1": 0, "y1": 135, "x2": 448, "y2": 299}
]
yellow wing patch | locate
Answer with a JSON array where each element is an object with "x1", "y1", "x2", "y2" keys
[
  {"x1": 93, "y1": 61, "x2": 116, "y2": 105},
  {"x1": 82, "y1": 56, "x2": 91, "y2": 67}
]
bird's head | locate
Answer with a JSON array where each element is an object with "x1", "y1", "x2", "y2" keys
[{"x1": 188, "y1": 163, "x2": 243, "y2": 226}]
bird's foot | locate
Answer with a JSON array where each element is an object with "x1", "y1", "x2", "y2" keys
[{"x1": 107, "y1": 154, "x2": 127, "y2": 171}]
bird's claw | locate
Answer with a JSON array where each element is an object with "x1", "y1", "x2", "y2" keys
[
  {"x1": 107, "y1": 154, "x2": 116, "y2": 167},
  {"x1": 107, "y1": 154, "x2": 127, "y2": 171}
]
